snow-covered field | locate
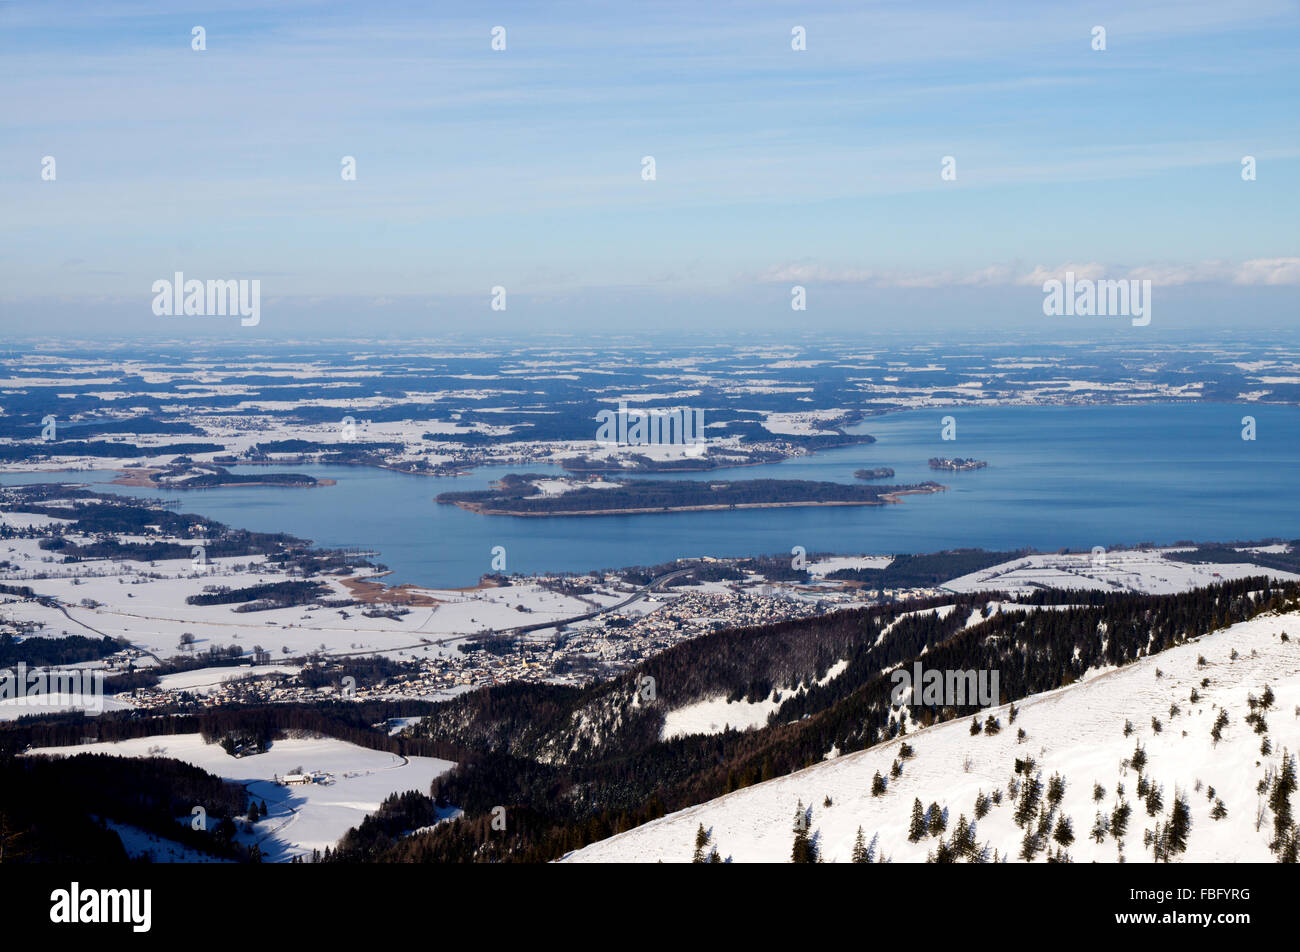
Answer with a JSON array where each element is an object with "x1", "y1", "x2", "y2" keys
[
  {"x1": 564, "y1": 609, "x2": 1300, "y2": 863},
  {"x1": 943, "y1": 548, "x2": 1300, "y2": 596},
  {"x1": 104, "y1": 819, "x2": 237, "y2": 863},
  {"x1": 0, "y1": 693, "x2": 133, "y2": 721},
  {"x1": 29, "y1": 733, "x2": 456, "y2": 862},
  {"x1": 155, "y1": 664, "x2": 302, "y2": 693},
  {"x1": 0, "y1": 530, "x2": 612, "y2": 663}
]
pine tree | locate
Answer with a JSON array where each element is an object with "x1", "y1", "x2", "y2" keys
[
  {"x1": 1211, "y1": 798, "x2": 1227, "y2": 821},
  {"x1": 931, "y1": 838, "x2": 956, "y2": 863},
  {"x1": 927, "y1": 802, "x2": 946, "y2": 837},
  {"x1": 692, "y1": 823, "x2": 709, "y2": 863},
  {"x1": 871, "y1": 771, "x2": 887, "y2": 796},
  {"x1": 1053, "y1": 815, "x2": 1075, "y2": 846},
  {"x1": 1268, "y1": 750, "x2": 1296, "y2": 853},
  {"x1": 1167, "y1": 793, "x2": 1191, "y2": 855},
  {"x1": 851, "y1": 826, "x2": 868, "y2": 863},
  {"x1": 1130, "y1": 743, "x2": 1147, "y2": 773},
  {"x1": 952, "y1": 814, "x2": 975, "y2": 858},
  {"x1": 908, "y1": 798, "x2": 926, "y2": 842},
  {"x1": 1150, "y1": 823, "x2": 1171, "y2": 863},
  {"x1": 1014, "y1": 773, "x2": 1043, "y2": 828},
  {"x1": 1091, "y1": 811, "x2": 1109, "y2": 843},
  {"x1": 1111, "y1": 800, "x2": 1132, "y2": 840},
  {"x1": 1278, "y1": 828, "x2": 1299, "y2": 864},
  {"x1": 1211, "y1": 709, "x2": 1229, "y2": 745},
  {"x1": 791, "y1": 801, "x2": 817, "y2": 863},
  {"x1": 1145, "y1": 784, "x2": 1164, "y2": 817},
  {"x1": 1018, "y1": 828, "x2": 1040, "y2": 862}
]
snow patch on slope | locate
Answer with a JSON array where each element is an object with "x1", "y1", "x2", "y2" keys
[{"x1": 661, "y1": 659, "x2": 850, "y2": 741}]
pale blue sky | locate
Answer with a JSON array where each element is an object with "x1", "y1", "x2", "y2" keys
[{"x1": 1, "y1": 0, "x2": 1296, "y2": 337}]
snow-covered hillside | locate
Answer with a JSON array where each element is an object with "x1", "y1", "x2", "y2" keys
[
  {"x1": 943, "y1": 548, "x2": 1300, "y2": 596},
  {"x1": 29, "y1": 733, "x2": 456, "y2": 861},
  {"x1": 563, "y1": 608, "x2": 1300, "y2": 863}
]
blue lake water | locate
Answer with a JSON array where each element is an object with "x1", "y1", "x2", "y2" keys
[{"x1": 4, "y1": 404, "x2": 1297, "y2": 588}]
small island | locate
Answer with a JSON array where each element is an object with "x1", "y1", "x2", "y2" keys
[
  {"x1": 113, "y1": 463, "x2": 333, "y2": 489},
  {"x1": 854, "y1": 467, "x2": 895, "y2": 480},
  {"x1": 928, "y1": 457, "x2": 987, "y2": 472},
  {"x1": 438, "y1": 473, "x2": 944, "y2": 516}
]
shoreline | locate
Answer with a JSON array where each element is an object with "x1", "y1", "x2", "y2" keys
[{"x1": 0, "y1": 399, "x2": 1271, "y2": 486}]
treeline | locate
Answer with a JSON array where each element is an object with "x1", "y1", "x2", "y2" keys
[
  {"x1": 1167, "y1": 544, "x2": 1300, "y2": 575},
  {"x1": 0, "y1": 752, "x2": 250, "y2": 862},
  {"x1": 827, "y1": 549, "x2": 1026, "y2": 588},
  {"x1": 329, "y1": 790, "x2": 444, "y2": 860},
  {"x1": 187, "y1": 580, "x2": 326, "y2": 609},
  {"x1": 0, "y1": 632, "x2": 124, "y2": 667},
  {"x1": 249, "y1": 439, "x2": 405, "y2": 457},
  {"x1": 0, "y1": 417, "x2": 203, "y2": 440},
  {"x1": 0, "y1": 700, "x2": 467, "y2": 764},
  {"x1": 0, "y1": 441, "x2": 223, "y2": 461}
]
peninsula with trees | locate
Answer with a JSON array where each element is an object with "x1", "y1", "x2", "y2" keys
[{"x1": 437, "y1": 474, "x2": 944, "y2": 516}]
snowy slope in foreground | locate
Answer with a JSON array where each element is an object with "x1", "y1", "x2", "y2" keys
[{"x1": 564, "y1": 610, "x2": 1300, "y2": 863}]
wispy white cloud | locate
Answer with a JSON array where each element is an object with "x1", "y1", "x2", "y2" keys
[{"x1": 755, "y1": 258, "x2": 1300, "y2": 288}]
